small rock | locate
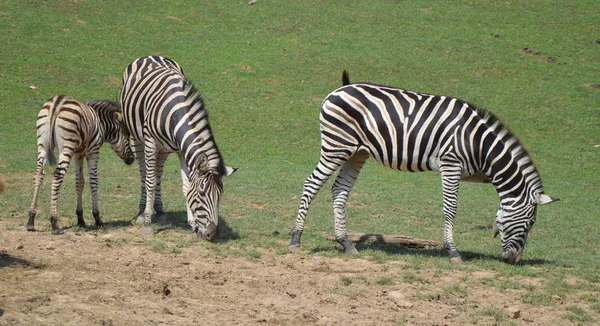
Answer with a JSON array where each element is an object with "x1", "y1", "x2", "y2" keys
[
  {"x1": 101, "y1": 234, "x2": 115, "y2": 241},
  {"x1": 551, "y1": 294, "x2": 563, "y2": 304},
  {"x1": 248, "y1": 0, "x2": 257, "y2": 4},
  {"x1": 286, "y1": 292, "x2": 297, "y2": 298},
  {"x1": 388, "y1": 291, "x2": 414, "y2": 308},
  {"x1": 45, "y1": 244, "x2": 55, "y2": 250},
  {"x1": 16, "y1": 244, "x2": 24, "y2": 250},
  {"x1": 548, "y1": 56, "x2": 556, "y2": 62},
  {"x1": 506, "y1": 307, "x2": 521, "y2": 319}
]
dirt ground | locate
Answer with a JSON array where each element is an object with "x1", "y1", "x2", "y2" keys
[{"x1": 0, "y1": 218, "x2": 592, "y2": 326}]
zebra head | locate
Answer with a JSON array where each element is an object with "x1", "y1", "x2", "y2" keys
[
  {"x1": 494, "y1": 193, "x2": 559, "y2": 264},
  {"x1": 187, "y1": 153, "x2": 237, "y2": 242},
  {"x1": 108, "y1": 111, "x2": 135, "y2": 165},
  {"x1": 85, "y1": 99, "x2": 135, "y2": 165}
]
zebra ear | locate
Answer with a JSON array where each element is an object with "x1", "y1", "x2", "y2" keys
[
  {"x1": 224, "y1": 166, "x2": 239, "y2": 176},
  {"x1": 113, "y1": 111, "x2": 124, "y2": 123},
  {"x1": 195, "y1": 153, "x2": 209, "y2": 172},
  {"x1": 537, "y1": 194, "x2": 559, "y2": 205}
]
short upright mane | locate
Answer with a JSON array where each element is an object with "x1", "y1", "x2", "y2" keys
[{"x1": 181, "y1": 79, "x2": 227, "y2": 176}]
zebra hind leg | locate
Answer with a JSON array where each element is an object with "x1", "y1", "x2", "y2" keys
[
  {"x1": 87, "y1": 151, "x2": 104, "y2": 228},
  {"x1": 27, "y1": 154, "x2": 47, "y2": 231},
  {"x1": 332, "y1": 151, "x2": 369, "y2": 255},
  {"x1": 74, "y1": 157, "x2": 86, "y2": 227},
  {"x1": 289, "y1": 148, "x2": 351, "y2": 252},
  {"x1": 49, "y1": 152, "x2": 72, "y2": 235}
]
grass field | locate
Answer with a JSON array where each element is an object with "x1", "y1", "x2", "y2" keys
[{"x1": 1, "y1": 1, "x2": 599, "y2": 325}]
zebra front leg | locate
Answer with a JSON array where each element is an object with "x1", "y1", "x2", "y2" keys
[
  {"x1": 178, "y1": 152, "x2": 194, "y2": 228},
  {"x1": 73, "y1": 157, "x2": 86, "y2": 227},
  {"x1": 50, "y1": 152, "x2": 72, "y2": 234},
  {"x1": 290, "y1": 150, "x2": 347, "y2": 252},
  {"x1": 131, "y1": 140, "x2": 147, "y2": 224},
  {"x1": 331, "y1": 152, "x2": 368, "y2": 254},
  {"x1": 27, "y1": 154, "x2": 47, "y2": 231},
  {"x1": 141, "y1": 137, "x2": 158, "y2": 235},
  {"x1": 440, "y1": 166, "x2": 462, "y2": 263},
  {"x1": 86, "y1": 151, "x2": 104, "y2": 227},
  {"x1": 153, "y1": 152, "x2": 169, "y2": 225}
]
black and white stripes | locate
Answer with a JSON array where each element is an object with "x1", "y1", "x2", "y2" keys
[
  {"x1": 120, "y1": 56, "x2": 237, "y2": 239},
  {"x1": 289, "y1": 71, "x2": 558, "y2": 264},
  {"x1": 28, "y1": 96, "x2": 134, "y2": 233}
]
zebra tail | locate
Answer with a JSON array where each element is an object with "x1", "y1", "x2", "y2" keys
[
  {"x1": 45, "y1": 100, "x2": 59, "y2": 166},
  {"x1": 342, "y1": 70, "x2": 351, "y2": 86}
]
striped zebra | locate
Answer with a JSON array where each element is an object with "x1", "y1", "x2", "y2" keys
[
  {"x1": 289, "y1": 71, "x2": 558, "y2": 264},
  {"x1": 28, "y1": 96, "x2": 134, "y2": 234},
  {"x1": 121, "y1": 56, "x2": 237, "y2": 240}
]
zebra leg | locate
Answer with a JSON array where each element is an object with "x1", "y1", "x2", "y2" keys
[
  {"x1": 332, "y1": 151, "x2": 369, "y2": 254},
  {"x1": 86, "y1": 151, "x2": 103, "y2": 227},
  {"x1": 73, "y1": 157, "x2": 86, "y2": 227},
  {"x1": 177, "y1": 152, "x2": 193, "y2": 226},
  {"x1": 153, "y1": 152, "x2": 169, "y2": 225},
  {"x1": 50, "y1": 152, "x2": 72, "y2": 234},
  {"x1": 27, "y1": 153, "x2": 47, "y2": 231},
  {"x1": 131, "y1": 140, "x2": 147, "y2": 224},
  {"x1": 289, "y1": 148, "x2": 352, "y2": 252},
  {"x1": 440, "y1": 165, "x2": 462, "y2": 263},
  {"x1": 141, "y1": 137, "x2": 158, "y2": 235}
]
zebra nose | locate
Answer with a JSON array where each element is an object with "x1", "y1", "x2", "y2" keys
[
  {"x1": 196, "y1": 222, "x2": 219, "y2": 242},
  {"x1": 124, "y1": 155, "x2": 134, "y2": 165},
  {"x1": 502, "y1": 250, "x2": 522, "y2": 265}
]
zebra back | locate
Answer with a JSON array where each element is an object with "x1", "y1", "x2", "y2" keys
[
  {"x1": 37, "y1": 95, "x2": 100, "y2": 165},
  {"x1": 121, "y1": 56, "x2": 226, "y2": 175}
]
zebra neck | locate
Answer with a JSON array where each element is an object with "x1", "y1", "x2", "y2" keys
[{"x1": 486, "y1": 147, "x2": 543, "y2": 207}]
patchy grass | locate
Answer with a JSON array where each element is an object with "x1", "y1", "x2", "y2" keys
[{"x1": 0, "y1": 1, "x2": 599, "y2": 323}]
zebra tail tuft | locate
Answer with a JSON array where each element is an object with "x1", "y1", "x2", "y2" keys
[{"x1": 342, "y1": 70, "x2": 351, "y2": 86}]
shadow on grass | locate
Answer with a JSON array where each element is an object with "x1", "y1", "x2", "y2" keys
[
  {"x1": 0, "y1": 251, "x2": 42, "y2": 269},
  {"x1": 152, "y1": 212, "x2": 240, "y2": 242},
  {"x1": 309, "y1": 241, "x2": 557, "y2": 266}
]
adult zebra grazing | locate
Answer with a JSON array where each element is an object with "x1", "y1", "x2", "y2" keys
[
  {"x1": 289, "y1": 71, "x2": 558, "y2": 264},
  {"x1": 28, "y1": 96, "x2": 134, "y2": 234},
  {"x1": 121, "y1": 56, "x2": 237, "y2": 240}
]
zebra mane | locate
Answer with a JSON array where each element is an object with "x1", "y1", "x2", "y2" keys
[
  {"x1": 180, "y1": 78, "x2": 227, "y2": 177},
  {"x1": 473, "y1": 105, "x2": 545, "y2": 194}
]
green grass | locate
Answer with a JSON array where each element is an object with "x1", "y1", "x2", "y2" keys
[{"x1": 1, "y1": 0, "x2": 599, "y2": 311}]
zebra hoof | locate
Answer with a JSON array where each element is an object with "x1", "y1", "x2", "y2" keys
[
  {"x1": 26, "y1": 224, "x2": 35, "y2": 232},
  {"x1": 449, "y1": 256, "x2": 463, "y2": 264},
  {"x1": 135, "y1": 215, "x2": 145, "y2": 225},
  {"x1": 344, "y1": 247, "x2": 359, "y2": 255},
  {"x1": 51, "y1": 228, "x2": 65, "y2": 235},
  {"x1": 158, "y1": 214, "x2": 167, "y2": 226},
  {"x1": 143, "y1": 225, "x2": 154, "y2": 236},
  {"x1": 288, "y1": 244, "x2": 301, "y2": 253}
]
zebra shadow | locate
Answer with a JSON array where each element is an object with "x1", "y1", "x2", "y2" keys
[
  {"x1": 0, "y1": 251, "x2": 41, "y2": 269},
  {"x1": 309, "y1": 242, "x2": 556, "y2": 266},
  {"x1": 153, "y1": 212, "x2": 240, "y2": 242}
]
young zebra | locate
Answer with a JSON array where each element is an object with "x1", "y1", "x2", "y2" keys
[
  {"x1": 28, "y1": 96, "x2": 134, "y2": 234},
  {"x1": 289, "y1": 71, "x2": 558, "y2": 264},
  {"x1": 121, "y1": 56, "x2": 237, "y2": 240}
]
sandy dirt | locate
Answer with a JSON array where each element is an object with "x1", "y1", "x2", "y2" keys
[{"x1": 0, "y1": 218, "x2": 595, "y2": 326}]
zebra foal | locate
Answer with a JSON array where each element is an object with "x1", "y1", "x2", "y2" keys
[
  {"x1": 121, "y1": 56, "x2": 237, "y2": 240},
  {"x1": 28, "y1": 96, "x2": 134, "y2": 234},
  {"x1": 289, "y1": 71, "x2": 558, "y2": 264}
]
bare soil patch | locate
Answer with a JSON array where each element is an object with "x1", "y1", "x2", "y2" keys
[{"x1": 0, "y1": 219, "x2": 592, "y2": 325}]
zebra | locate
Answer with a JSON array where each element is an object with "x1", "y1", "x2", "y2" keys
[
  {"x1": 120, "y1": 56, "x2": 237, "y2": 240},
  {"x1": 289, "y1": 71, "x2": 558, "y2": 264},
  {"x1": 28, "y1": 96, "x2": 134, "y2": 234}
]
